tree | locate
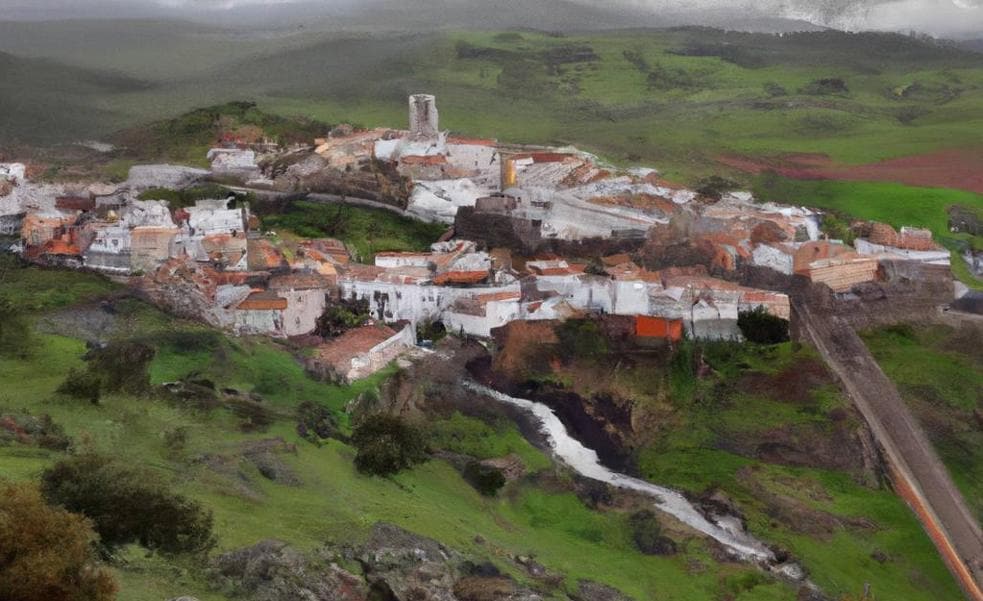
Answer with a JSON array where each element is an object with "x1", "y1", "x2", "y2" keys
[
  {"x1": 0, "y1": 482, "x2": 117, "y2": 601},
  {"x1": 296, "y1": 400, "x2": 338, "y2": 443},
  {"x1": 315, "y1": 297, "x2": 370, "y2": 339},
  {"x1": 628, "y1": 510, "x2": 677, "y2": 555},
  {"x1": 351, "y1": 414, "x2": 428, "y2": 476},
  {"x1": 737, "y1": 307, "x2": 790, "y2": 345},
  {"x1": 41, "y1": 454, "x2": 215, "y2": 556},
  {"x1": 57, "y1": 368, "x2": 102, "y2": 405},
  {"x1": 556, "y1": 319, "x2": 608, "y2": 359},
  {"x1": 463, "y1": 461, "x2": 506, "y2": 497}
]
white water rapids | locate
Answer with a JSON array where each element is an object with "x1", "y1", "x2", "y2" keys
[{"x1": 465, "y1": 381, "x2": 777, "y2": 563}]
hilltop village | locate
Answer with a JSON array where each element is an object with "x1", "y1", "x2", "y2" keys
[{"x1": 0, "y1": 95, "x2": 958, "y2": 384}]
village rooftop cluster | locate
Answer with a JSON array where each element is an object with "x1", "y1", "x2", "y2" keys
[{"x1": 0, "y1": 95, "x2": 954, "y2": 383}]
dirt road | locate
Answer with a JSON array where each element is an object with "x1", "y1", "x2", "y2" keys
[{"x1": 795, "y1": 301, "x2": 983, "y2": 601}]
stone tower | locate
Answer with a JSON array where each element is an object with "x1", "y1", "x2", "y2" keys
[{"x1": 408, "y1": 94, "x2": 439, "y2": 139}]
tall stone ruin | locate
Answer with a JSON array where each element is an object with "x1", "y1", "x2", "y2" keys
[{"x1": 408, "y1": 94, "x2": 439, "y2": 139}]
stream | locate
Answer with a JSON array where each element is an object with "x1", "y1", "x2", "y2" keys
[{"x1": 464, "y1": 381, "x2": 786, "y2": 566}]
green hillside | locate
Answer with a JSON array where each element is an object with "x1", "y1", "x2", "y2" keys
[{"x1": 2, "y1": 25, "x2": 982, "y2": 185}]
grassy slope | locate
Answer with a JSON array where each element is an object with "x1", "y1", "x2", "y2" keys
[
  {"x1": 1, "y1": 267, "x2": 798, "y2": 601},
  {"x1": 501, "y1": 333, "x2": 960, "y2": 600},
  {"x1": 861, "y1": 324, "x2": 983, "y2": 525},
  {"x1": 575, "y1": 342, "x2": 960, "y2": 601},
  {"x1": 260, "y1": 201, "x2": 448, "y2": 262}
]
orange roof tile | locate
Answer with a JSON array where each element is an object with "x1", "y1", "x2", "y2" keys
[{"x1": 236, "y1": 290, "x2": 287, "y2": 311}]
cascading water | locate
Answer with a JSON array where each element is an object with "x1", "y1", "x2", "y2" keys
[{"x1": 464, "y1": 381, "x2": 777, "y2": 563}]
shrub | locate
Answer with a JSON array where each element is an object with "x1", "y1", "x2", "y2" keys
[
  {"x1": 737, "y1": 307, "x2": 790, "y2": 345},
  {"x1": 163, "y1": 426, "x2": 189, "y2": 453},
  {"x1": 556, "y1": 319, "x2": 608, "y2": 359},
  {"x1": 0, "y1": 297, "x2": 32, "y2": 359},
  {"x1": 416, "y1": 319, "x2": 447, "y2": 345},
  {"x1": 646, "y1": 62, "x2": 704, "y2": 91},
  {"x1": 763, "y1": 82, "x2": 788, "y2": 97},
  {"x1": 800, "y1": 77, "x2": 849, "y2": 96},
  {"x1": 623, "y1": 49, "x2": 650, "y2": 72},
  {"x1": 351, "y1": 414, "x2": 428, "y2": 476},
  {"x1": 296, "y1": 401, "x2": 338, "y2": 443},
  {"x1": 227, "y1": 398, "x2": 274, "y2": 432},
  {"x1": 628, "y1": 510, "x2": 677, "y2": 555},
  {"x1": 58, "y1": 368, "x2": 102, "y2": 405},
  {"x1": 41, "y1": 454, "x2": 215, "y2": 556},
  {"x1": 463, "y1": 461, "x2": 507, "y2": 497},
  {"x1": 86, "y1": 340, "x2": 155, "y2": 395},
  {"x1": 315, "y1": 297, "x2": 370, "y2": 338},
  {"x1": 695, "y1": 175, "x2": 738, "y2": 201},
  {"x1": 0, "y1": 482, "x2": 117, "y2": 601}
]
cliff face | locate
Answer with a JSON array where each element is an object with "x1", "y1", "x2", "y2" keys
[{"x1": 483, "y1": 319, "x2": 881, "y2": 484}]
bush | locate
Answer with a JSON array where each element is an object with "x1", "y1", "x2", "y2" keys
[
  {"x1": 800, "y1": 77, "x2": 849, "y2": 96},
  {"x1": 0, "y1": 482, "x2": 117, "y2": 601},
  {"x1": 556, "y1": 319, "x2": 608, "y2": 359},
  {"x1": 628, "y1": 510, "x2": 677, "y2": 555},
  {"x1": 163, "y1": 426, "x2": 188, "y2": 453},
  {"x1": 737, "y1": 307, "x2": 790, "y2": 345},
  {"x1": 763, "y1": 82, "x2": 788, "y2": 97},
  {"x1": 646, "y1": 62, "x2": 704, "y2": 91},
  {"x1": 463, "y1": 461, "x2": 506, "y2": 497},
  {"x1": 0, "y1": 297, "x2": 32, "y2": 359},
  {"x1": 351, "y1": 414, "x2": 428, "y2": 476},
  {"x1": 695, "y1": 175, "x2": 738, "y2": 201},
  {"x1": 296, "y1": 401, "x2": 338, "y2": 443},
  {"x1": 315, "y1": 298, "x2": 370, "y2": 338},
  {"x1": 58, "y1": 368, "x2": 102, "y2": 405},
  {"x1": 416, "y1": 319, "x2": 447, "y2": 345},
  {"x1": 86, "y1": 340, "x2": 155, "y2": 395},
  {"x1": 41, "y1": 454, "x2": 215, "y2": 556}
]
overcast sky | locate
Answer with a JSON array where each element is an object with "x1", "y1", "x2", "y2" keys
[{"x1": 1, "y1": 0, "x2": 981, "y2": 36}]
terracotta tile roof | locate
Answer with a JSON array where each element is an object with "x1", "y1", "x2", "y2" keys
[
  {"x1": 314, "y1": 324, "x2": 399, "y2": 367},
  {"x1": 601, "y1": 253, "x2": 633, "y2": 267},
  {"x1": 236, "y1": 290, "x2": 287, "y2": 311},
  {"x1": 55, "y1": 196, "x2": 95, "y2": 211},
  {"x1": 432, "y1": 270, "x2": 489, "y2": 285},
  {"x1": 269, "y1": 273, "x2": 331, "y2": 291},
  {"x1": 400, "y1": 155, "x2": 448, "y2": 166},
  {"x1": 41, "y1": 238, "x2": 81, "y2": 256},
  {"x1": 342, "y1": 264, "x2": 386, "y2": 281},
  {"x1": 476, "y1": 291, "x2": 521, "y2": 304}
]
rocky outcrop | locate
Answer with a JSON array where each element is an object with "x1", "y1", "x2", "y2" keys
[
  {"x1": 211, "y1": 540, "x2": 367, "y2": 601},
  {"x1": 211, "y1": 524, "x2": 558, "y2": 601}
]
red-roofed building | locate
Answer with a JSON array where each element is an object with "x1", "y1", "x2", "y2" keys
[{"x1": 307, "y1": 323, "x2": 414, "y2": 384}]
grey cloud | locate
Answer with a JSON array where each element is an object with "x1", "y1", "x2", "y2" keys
[{"x1": 0, "y1": 0, "x2": 980, "y2": 36}]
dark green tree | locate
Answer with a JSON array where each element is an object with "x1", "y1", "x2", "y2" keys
[
  {"x1": 737, "y1": 307, "x2": 790, "y2": 345},
  {"x1": 41, "y1": 454, "x2": 215, "y2": 556},
  {"x1": 351, "y1": 414, "x2": 428, "y2": 476}
]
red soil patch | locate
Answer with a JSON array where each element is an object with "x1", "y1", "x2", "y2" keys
[{"x1": 720, "y1": 148, "x2": 983, "y2": 194}]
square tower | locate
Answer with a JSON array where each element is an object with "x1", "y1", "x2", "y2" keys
[{"x1": 409, "y1": 94, "x2": 439, "y2": 139}]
